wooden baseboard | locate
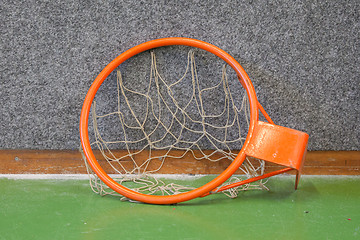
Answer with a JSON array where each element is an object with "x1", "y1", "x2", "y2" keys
[{"x1": 0, "y1": 150, "x2": 359, "y2": 175}]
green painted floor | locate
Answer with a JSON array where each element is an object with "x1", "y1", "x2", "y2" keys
[{"x1": 0, "y1": 176, "x2": 359, "y2": 240}]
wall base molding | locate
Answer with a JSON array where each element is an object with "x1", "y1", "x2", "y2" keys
[{"x1": 0, "y1": 150, "x2": 359, "y2": 175}]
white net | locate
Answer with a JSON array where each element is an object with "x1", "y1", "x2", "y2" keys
[{"x1": 82, "y1": 49, "x2": 268, "y2": 200}]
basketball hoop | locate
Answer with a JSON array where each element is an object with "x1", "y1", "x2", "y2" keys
[{"x1": 80, "y1": 37, "x2": 308, "y2": 204}]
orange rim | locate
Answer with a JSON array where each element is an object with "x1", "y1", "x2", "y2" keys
[{"x1": 79, "y1": 37, "x2": 259, "y2": 204}]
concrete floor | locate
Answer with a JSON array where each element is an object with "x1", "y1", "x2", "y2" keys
[{"x1": 0, "y1": 176, "x2": 359, "y2": 239}]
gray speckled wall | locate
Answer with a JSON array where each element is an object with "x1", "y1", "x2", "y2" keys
[{"x1": 1, "y1": 0, "x2": 359, "y2": 150}]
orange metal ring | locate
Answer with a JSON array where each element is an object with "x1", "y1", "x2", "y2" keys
[{"x1": 79, "y1": 37, "x2": 259, "y2": 204}]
